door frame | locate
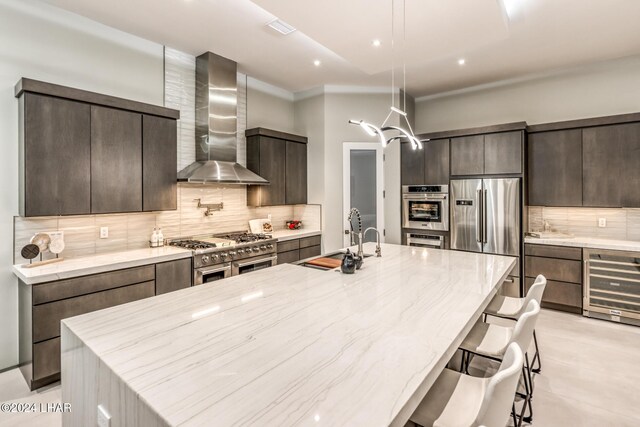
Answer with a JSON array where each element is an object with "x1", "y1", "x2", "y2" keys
[{"x1": 342, "y1": 142, "x2": 385, "y2": 247}]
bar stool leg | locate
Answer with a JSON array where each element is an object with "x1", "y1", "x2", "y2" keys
[{"x1": 531, "y1": 329, "x2": 542, "y2": 373}]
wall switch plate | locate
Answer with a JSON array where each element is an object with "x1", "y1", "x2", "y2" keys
[
  {"x1": 100, "y1": 227, "x2": 109, "y2": 238},
  {"x1": 97, "y1": 405, "x2": 111, "y2": 427},
  {"x1": 598, "y1": 218, "x2": 607, "y2": 228}
]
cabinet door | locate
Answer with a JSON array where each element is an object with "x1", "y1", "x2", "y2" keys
[
  {"x1": 91, "y1": 106, "x2": 142, "y2": 213},
  {"x1": 401, "y1": 140, "x2": 425, "y2": 184},
  {"x1": 583, "y1": 123, "x2": 640, "y2": 207},
  {"x1": 528, "y1": 130, "x2": 582, "y2": 206},
  {"x1": 258, "y1": 137, "x2": 286, "y2": 206},
  {"x1": 285, "y1": 140, "x2": 307, "y2": 204},
  {"x1": 23, "y1": 93, "x2": 90, "y2": 216},
  {"x1": 484, "y1": 131, "x2": 522, "y2": 174},
  {"x1": 143, "y1": 115, "x2": 177, "y2": 211},
  {"x1": 156, "y1": 258, "x2": 192, "y2": 295},
  {"x1": 424, "y1": 138, "x2": 450, "y2": 185},
  {"x1": 450, "y1": 135, "x2": 484, "y2": 176}
]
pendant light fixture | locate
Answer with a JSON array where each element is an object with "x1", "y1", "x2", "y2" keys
[{"x1": 349, "y1": 0, "x2": 426, "y2": 151}]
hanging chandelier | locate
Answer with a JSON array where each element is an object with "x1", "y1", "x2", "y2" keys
[{"x1": 349, "y1": 0, "x2": 426, "y2": 151}]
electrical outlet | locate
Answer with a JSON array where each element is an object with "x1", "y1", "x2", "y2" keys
[
  {"x1": 598, "y1": 218, "x2": 607, "y2": 228},
  {"x1": 100, "y1": 227, "x2": 109, "y2": 239},
  {"x1": 97, "y1": 405, "x2": 111, "y2": 427}
]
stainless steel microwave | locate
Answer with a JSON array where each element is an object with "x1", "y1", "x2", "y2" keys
[{"x1": 402, "y1": 185, "x2": 449, "y2": 231}]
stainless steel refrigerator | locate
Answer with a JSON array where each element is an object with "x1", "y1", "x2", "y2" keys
[{"x1": 450, "y1": 178, "x2": 520, "y2": 256}]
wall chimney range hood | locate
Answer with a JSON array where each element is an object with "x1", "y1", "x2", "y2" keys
[{"x1": 177, "y1": 52, "x2": 269, "y2": 185}]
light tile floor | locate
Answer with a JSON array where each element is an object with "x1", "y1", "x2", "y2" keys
[{"x1": 0, "y1": 309, "x2": 638, "y2": 426}]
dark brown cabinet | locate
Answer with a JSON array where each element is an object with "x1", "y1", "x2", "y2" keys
[
  {"x1": 450, "y1": 132, "x2": 522, "y2": 176},
  {"x1": 155, "y1": 258, "x2": 192, "y2": 295},
  {"x1": 19, "y1": 258, "x2": 192, "y2": 390},
  {"x1": 484, "y1": 131, "x2": 522, "y2": 174},
  {"x1": 91, "y1": 106, "x2": 142, "y2": 213},
  {"x1": 528, "y1": 129, "x2": 583, "y2": 207},
  {"x1": 246, "y1": 128, "x2": 308, "y2": 207},
  {"x1": 451, "y1": 135, "x2": 484, "y2": 176},
  {"x1": 285, "y1": 141, "x2": 307, "y2": 204},
  {"x1": 16, "y1": 78, "x2": 179, "y2": 217},
  {"x1": 524, "y1": 244, "x2": 582, "y2": 314},
  {"x1": 401, "y1": 139, "x2": 450, "y2": 185},
  {"x1": 143, "y1": 115, "x2": 177, "y2": 211},
  {"x1": 276, "y1": 235, "x2": 322, "y2": 264},
  {"x1": 583, "y1": 123, "x2": 640, "y2": 207},
  {"x1": 20, "y1": 93, "x2": 91, "y2": 216}
]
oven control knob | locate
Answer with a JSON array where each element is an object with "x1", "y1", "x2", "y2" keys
[
  {"x1": 266, "y1": 244, "x2": 273, "y2": 249},
  {"x1": 212, "y1": 254, "x2": 219, "y2": 261},
  {"x1": 229, "y1": 251, "x2": 236, "y2": 257},
  {"x1": 237, "y1": 249, "x2": 244, "y2": 255},
  {"x1": 220, "y1": 252, "x2": 228, "y2": 258},
  {"x1": 252, "y1": 247, "x2": 260, "y2": 253},
  {"x1": 260, "y1": 245, "x2": 266, "y2": 251},
  {"x1": 201, "y1": 255, "x2": 210, "y2": 264}
]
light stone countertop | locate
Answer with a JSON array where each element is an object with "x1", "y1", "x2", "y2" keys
[
  {"x1": 61, "y1": 243, "x2": 515, "y2": 427},
  {"x1": 525, "y1": 236, "x2": 640, "y2": 252},
  {"x1": 271, "y1": 228, "x2": 321, "y2": 241},
  {"x1": 13, "y1": 246, "x2": 193, "y2": 285}
]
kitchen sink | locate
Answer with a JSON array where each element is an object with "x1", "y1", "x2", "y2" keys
[{"x1": 296, "y1": 251, "x2": 373, "y2": 271}]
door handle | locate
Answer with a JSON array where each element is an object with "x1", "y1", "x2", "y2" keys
[
  {"x1": 476, "y1": 189, "x2": 482, "y2": 243},
  {"x1": 483, "y1": 189, "x2": 488, "y2": 243}
]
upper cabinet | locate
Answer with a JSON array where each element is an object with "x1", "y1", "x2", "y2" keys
[
  {"x1": 450, "y1": 131, "x2": 522, "y2": 176},
  {"x1": 527, "y1": 115, "x2": 640, "y2": 208},
  {"x1": 245, "y1": 128, "x2": 308, "y2": 207},
  {"x1": 401, "y1": 138, "x2": 449, "y2": 185},
  {"x1": 528, "y1": 129, "x2": 583, "y2": 207},
  {"x1": 16, "y1": 78, "x2": 179, "y2": 217}
]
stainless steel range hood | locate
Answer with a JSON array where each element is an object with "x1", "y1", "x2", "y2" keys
[{"x1": 177, "y1": 52, "x2": 269, "y2": 185}]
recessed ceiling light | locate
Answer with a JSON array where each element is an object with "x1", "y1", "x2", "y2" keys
[
  {"x1": 313, "y1": 60, "x2": 321, "y2": 67},
  {"x1": 372, "y1": 39, "x2": 381, "y2": 47},
  {"x1": 267, "y1": 18, "x2": 296, "y2": 35},
  {"x1": 457, "y1": 58, "x2": 466, "y2": 66}
]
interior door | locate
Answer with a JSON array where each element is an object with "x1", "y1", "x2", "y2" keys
[
  {"x1": 343, "y1": 143, "x2": 385, "y2": 247},
  {"x1": 483, "y1": 178, "x2": 520, "y2": 256},
  {"x1": 450, "y1": 179, "x2": 482, "y2": 253}
]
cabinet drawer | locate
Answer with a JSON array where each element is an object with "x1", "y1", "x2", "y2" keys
[
  {"x1": 33, "y1": 265, "x2": 155, "y2": 305},
  {"x1": 33, "y1": 337, "x2": 60, "y2": 381},
  {"x1": 525, "y1": 256, "x2": 582, "y2": 284},
  {"x1": 33, "y1": 281, "x2": 155, "y2": 343},
  {"x1": 277, "y1": 239, "x2": 300, "y2": 253},
  {"x1": 525, "y1": 244, "x2": 582, "y2": 261},
  {"x1": 299, "y1": 245, "x2": 321, "y2": 260},
  {"x1": 155, "y1": 258, "x2": 192, "y2": 295},
  {"x1": 277, "y1": 250, "x2": 300, "y2": 265},
  {"x1": 525, "y1": 277, "x2": 582, "y2": 309},
  {"x1": 299, "y1": 235, "x2": 321, "y2": 249}
]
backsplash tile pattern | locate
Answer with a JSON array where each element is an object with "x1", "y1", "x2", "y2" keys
[
  {"x1": 528, "y1": 206, "x2": 640, "y2": 240},
  {"x1": 14, "y1": 184, "x2": 321, "y2": 263}
]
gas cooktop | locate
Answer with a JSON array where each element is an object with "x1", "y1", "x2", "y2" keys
[{"x1": 168, "y1": 232, "x2": 275, "y2": 253}]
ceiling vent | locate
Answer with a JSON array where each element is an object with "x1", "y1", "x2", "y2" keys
[{"x1": 267, "y1": 19, "x2": 296, "y2": 35}]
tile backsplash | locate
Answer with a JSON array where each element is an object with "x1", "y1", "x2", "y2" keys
[
  {"x1": 14, "y1": 184, "x2": 321, "y2": 263},
  {"x1": 528, "y1": 206, "x2": 640, "y2": 241}
]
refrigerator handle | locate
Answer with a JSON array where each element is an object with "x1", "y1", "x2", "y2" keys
[
  {"x1": 483, "y1": 189, "x2": 488, "y2": 243},
  {"x1": 476, "y1": 189, "x2": 483, "y2": 243}
]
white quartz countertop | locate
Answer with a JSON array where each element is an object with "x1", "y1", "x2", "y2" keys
[
  {"x1": 525, "y1": 236, "x2": 640, "y2": 252},
  {"x1": 61, "y1": 243, "x2": 515, "y2": 427},
  {"x1": 13, "y1": 246, "x2": 192, "y2": 285},
  {"x1": 271, "y1": 228, "x2": 321, "y2": 241}
]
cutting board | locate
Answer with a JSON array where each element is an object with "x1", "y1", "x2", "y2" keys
[{"x1": 306, "y1": 257, "x2": 342, "y2": 269}]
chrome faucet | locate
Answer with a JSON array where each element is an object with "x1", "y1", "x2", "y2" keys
[
  {"x1": 347, "y1": 208, "x2": 364, "y2": 258},
  {"x1": 364, "y1": 227, "x2": 382, "y2": 257}
]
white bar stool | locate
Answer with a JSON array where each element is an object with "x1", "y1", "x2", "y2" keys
[
  {"x1": 458, "y1": 300, "x2": 541, "y2": 425},
  {"x1": 408, "y1": 343, "x2": 524, "y2": 427},
  {"x1": 484, "y1": 274, "x2": 547, "y2": 373}
]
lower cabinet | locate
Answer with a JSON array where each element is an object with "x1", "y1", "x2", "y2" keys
[
  {"x1": 19, "y1": 258, "x2": 192, "y2": 390},
  {"x1": 524, "y1": 244, "x2": 583, "y2": 314},
  {"x1": 276, "y1": 235, "x2": 322, "y2": 264}
]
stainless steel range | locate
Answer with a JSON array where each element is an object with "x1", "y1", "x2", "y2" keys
[{"x1": 168, "y1": 232, "x2": 278, "y2": 285}]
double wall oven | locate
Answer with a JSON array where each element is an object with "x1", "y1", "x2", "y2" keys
[
  {"x1": 169, "y1": 233, "x2": 278, "y2": 285},
  {"x1": 402, "y1": 185, "x2": 449, "y2": 231}
]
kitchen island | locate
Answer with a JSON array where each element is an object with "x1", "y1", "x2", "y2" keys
[{"x1": 61, "y1": 243, "x2": 515, "y2": 427}]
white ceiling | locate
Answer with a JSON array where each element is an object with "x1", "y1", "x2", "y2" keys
[{"x1": 43, "y1": 0, "x2": 640, "y2": 97}]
